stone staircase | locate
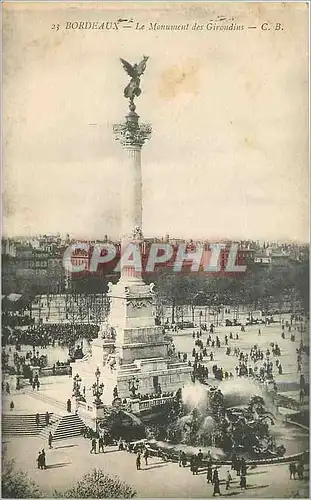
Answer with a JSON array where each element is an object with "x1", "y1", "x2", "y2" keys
[
  {"x1": 39, "y1": 413, "x2": 85, "y2": 441},
  {"x1": 23, "y1": 388, "x2": 85, "y2": 441},
  {"x1": 2, "y1": 412, "x2": 54, "y2": 436}
]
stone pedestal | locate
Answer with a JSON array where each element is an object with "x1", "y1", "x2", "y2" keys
[{"x1": 72, "y1": 245, "x2": 192, "y2": 407}]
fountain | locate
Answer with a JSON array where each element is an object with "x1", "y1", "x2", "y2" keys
[
  {"x1": 141, "y1": 378, "x2": 308, "y2": 462},
  {"x1": 78, "y1": 373, "x2": 308, "y2": 464}
]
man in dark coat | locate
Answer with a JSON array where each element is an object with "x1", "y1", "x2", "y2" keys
[
  {"x1": 190, "y1": 455, "x2": 196, "y2": 475},
  {"x1": 90, "y1": 438, "x2": 97, "y2": 454},
  {"x1": 67, "y1": 399, "x2": 72, "y2": 412},
  {"x1": 36, "y1": 451, "x2": 42, "y2": 469},
  {"x1": 136, "y1": 452, "x2": 141, "y2": 470},
  {"x1": 197, "y1": 449, "x2": 203, "y2": 469},
  {"x1": 212, "y1": 469, "x2": 220, "y2": 496},
  {"x1": 48, "y1": 432, "x2": 53, "y2": 449},
  {"x1": 98, "y1": 436, "x2": 104, "y2": 453},
  {"x1": 45, "y1": 412, "x2": 50, "y2": 426},
  {"x1": 207, "y1": 464, "x2": 213, "y2": 483},
  {"x1": 143, "y1": 447, "x2": 149, "y2": 466},
  {"x1": 41, "y1": 449, "x2": 46, "y2": 469}
]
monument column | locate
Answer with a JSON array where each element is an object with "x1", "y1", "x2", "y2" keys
[
  {"x1": 113, "y1": 71, "x2": 152, "y2": 282},
  {"x1": 115, "y1": 112, "x2": 151, "y2": 243}
]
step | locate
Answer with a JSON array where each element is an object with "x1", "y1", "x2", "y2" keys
[
  {"x1": 39, "y1": 414, "x2": 85, "y2": 441},
  {"x1": 2, "y1": 412, "x2": 55, "y2": 436},
  {"x1": 37, "y1": 420, "x2": 62, "y2": 438},
  {"x1": 39, "y1": 415, "x2": 63, "y2": 440}
]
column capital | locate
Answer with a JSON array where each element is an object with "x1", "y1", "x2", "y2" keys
[{"x1": 113, "y1": 111, "x2": 152, "y2": 148}]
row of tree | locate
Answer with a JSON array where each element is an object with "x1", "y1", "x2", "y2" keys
[{"x1": 154, "y1": 261, "x2": 309, "y2": 323}]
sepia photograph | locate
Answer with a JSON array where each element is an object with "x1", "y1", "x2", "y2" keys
[{"x1": 1, "y1": 1, "x2": 309, "y2": 498}]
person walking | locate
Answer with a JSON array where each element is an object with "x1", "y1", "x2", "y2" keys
[
  {"x1": 226, "y1": 470, "x2": 232, "y2": 490},
  {"x1": 181, "y1": 451, "x2": 187, "y2": 467},
  {"x1": 207, "y1": 464, "x2": 213, "y2": 484},
  {"x1": 9, "y1": 401, "x2": 14, "y2": 411},
  {"x1": 240, "y1": 457, "x2": 247, "y2": 476},
  {"x1": 292, "y1": 462, "x2": 297, "y2": 479},
  {"x1": 36, "y1": 451, "x2": 42, "y2": 469},
  {"x1": 41, "y1": 449, "x2": 46, "y2": 469},
  {"x1": 300, "y1": 373, "x2": 305, "y2": 387},
  {"x1": 48, "y1": 432, "x2": 53, "y2": 449},
  {"x1": 90, "y1": 438, "x2": 97, "y2": 454},
  {"x1": 240, "y1": 475, "x2": 247, "y2": 490},
  {"x1": 98, "y1": 436, "x2": 104, "y2": 453},
  {"x1": 297, "y1": 462, "x2": 304, "y2": 480},
  {"x1": 212, "y1": 469, "x2": 221, "y2": 496},
  {"x1": 35, "y1": 413, "x2": 40, "y2": 427},
  {"x1": 197, "y1": 449, "x2": 203, "y2": 469},
  {"x1": 190, "y1": 455, "x2": 196, "y2": 475},
  {"x1": 45, "y1": 412, "x2": 50, "y2": 426},
  {"x1": 231, "y1": 452, "x2": 237, "y2": 472},
  {"x1": 136, "y1": 452, "x2": 141, "y2": 470},
  {"x1": 212, "y1": 467, "x2": 219, "y2": 484},
  {"x1": 235, "y1": 457, "x2": 241, "y2": 476},
  {"x1": 143, "y1": 447, "x2": 149, "y2": 466},
  {"x1": 193, "y1": 454, "x2": 199, "y2": 475},
  {"x1": 66, "y1": 398, "x2": 72, "y2": 413}
]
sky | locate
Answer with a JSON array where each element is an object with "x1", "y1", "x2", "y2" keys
[{"x1": 3, "y1": 2, "x2": 309, "y2": 242}]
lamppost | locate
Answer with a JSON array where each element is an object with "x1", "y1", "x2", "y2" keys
[
  {"x1": 128, "y1": 376, "x2": 140, "y2": 398},
  {"x1": 92, "y1": 367, "x2": 105, "y2": 407},
  {"x1": 72, "y1": 373, "x2": 82, "y2": 398}
]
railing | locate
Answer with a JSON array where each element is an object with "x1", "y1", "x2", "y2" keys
[
  {"x1": 41, "y1": 365, "x2": 71, "y2": 376},
  {"x1": 137, "y1": 395, "x2": 173, "y2": 411},
  {"x1": 78, "y1": 400, "x2": 93, "y2": 412}
]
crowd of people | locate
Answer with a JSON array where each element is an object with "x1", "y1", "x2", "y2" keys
[
  {"x1": 289, "y1": 459, "x2": 305, "y2": 480},
  {"x1": 3, "y1": 348, "x2": 48, "y2": 376},
  {"x1": 4, "y1": 308, "x2": 309, "y2": 496},
  {"x1": 170, "y1": 316, "x2": 309, "y2": 400},
  {"x1": 2, "y1": 323, "x2": 99, "y2": 348}
]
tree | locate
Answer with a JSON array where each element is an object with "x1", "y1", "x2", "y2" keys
[
  {"x1": 155, "y1": 270, "x2": 198, "y2": 323},
  {"x1": 294, "y1": 261, "x2": 309, "y2": 313},
  {"x1": 2, "y1": 459, "x2": 42, "y2": 498},
  {"x1": 55, "y1": 469, "x2": 136, "y2": 498}
]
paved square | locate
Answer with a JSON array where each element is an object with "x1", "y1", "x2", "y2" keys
[{"x1": 4, "y1": 436, "x2": 309, "y2": 498}]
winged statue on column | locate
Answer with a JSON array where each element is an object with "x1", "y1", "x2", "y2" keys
[{"x1": 119, "y1": 56, "x2": 149, "y2": 110}]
